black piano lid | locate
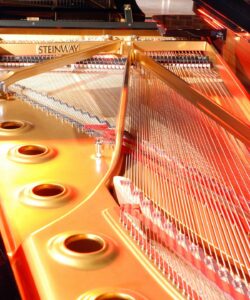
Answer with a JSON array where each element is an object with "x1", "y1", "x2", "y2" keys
[
  {"x1": 0, "y1": 0, "x2": 145, "y2": 22},
  {"x1": 194, "y1": 0, "x2": 250, "y2": 32}
]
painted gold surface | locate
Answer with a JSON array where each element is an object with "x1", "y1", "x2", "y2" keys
[
  {"x1": 0, "y1": 43, "x2": 183, "y2": 299},
  {"x1": 134, "y1": 40, "x2": 207, "y2": 52},
  {"x1": 18, "y1": 188, "x2": 183, "y2": 300},
  {"x1": 0, "y1": 41, "x2": 103, "y2": 56},
  {"x1": 0, "y1": 35, "x2": 249, "y2": 300},
  {"x1": 0, "y1": 100, "x2": 112, "y2": 255}
]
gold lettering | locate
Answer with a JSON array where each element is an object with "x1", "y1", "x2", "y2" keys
[
  {"x1": 36, "y1": 44, "x2": 80, "y2": 55},
  {"x1": 38, "y1": 45, "x2": 43, "y2": 54}
]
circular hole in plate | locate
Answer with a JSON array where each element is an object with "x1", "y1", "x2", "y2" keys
[
  {"x1": 0, "y1": 120, "x2": 32, "y2": 136},
  {"x1": 0, "y1": 121, "x2": 23, "y2": 130},
  {"x1": 96, "y1": 293, "x2": 135, "y2": 300},
  {"x1": 8, "y1": 144, "x2": 55, "y2": 164},
  {"x1": 77, "y1": 289, "x2": 147, "y2": 300},
  {"x1": 48, "y1": 232, "x2": 117, "y2": 269},
  {"x1": 64, "y1": 234, "x2": 105, "y2": 254},
  {"x1": 32, "y1": 184, "x2": 65, "y2": 197},
  {"x1": 18, "y1": 145, "x2": 47, "y2": 156}
]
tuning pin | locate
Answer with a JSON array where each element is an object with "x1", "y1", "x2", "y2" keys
[
  {"x1": 163, "y1": 221, "x2": 174, "y2": 238},
  {"x1": 232, "y1": 276, "x2": 246, "y2": 294},
  {"x1": 176, "y1": 231, "x2": 187, "y2": 249},
  {"x1": 152, "y1": 210, "x2": 162, "y2": 227},
  {"x1": 131, "y1": 190, "x2": 142, "y2": 205},
  {"x1": 204, "y1": 255, "x2": 215, "y2": 271},
  {"x1": 95, "y1": 137, "x2": 103, "y2": 159},
  {"x1": 218, "y1": 267, "x2": 230, "y2": 283},
  {"x1": 141, "y1": 198, "x2": 153, "y2": 219},
  {"x1": 189, "y1": 243, "x2": 201, "y2": 260}
]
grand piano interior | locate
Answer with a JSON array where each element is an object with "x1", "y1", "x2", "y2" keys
[{"x1": 0, "y1": 1, "x2": 249, "y2": 300}]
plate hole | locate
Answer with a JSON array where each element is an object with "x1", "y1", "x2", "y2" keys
[
  {"x1": 18, "y1": 145, "x2": 47, "y2": 156},
  {"x1": 64, "y1": 234, "x2": 105, "y2": 254},
  {"x1": 32, "y1": 184, "x2": 65, "y2": 197},
  {"x1": 96, "y1": 293, "x2": 135, "y2": 300},
  {"x1": 0, "y1": 121, "x2": 23, "y2": 129}
]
